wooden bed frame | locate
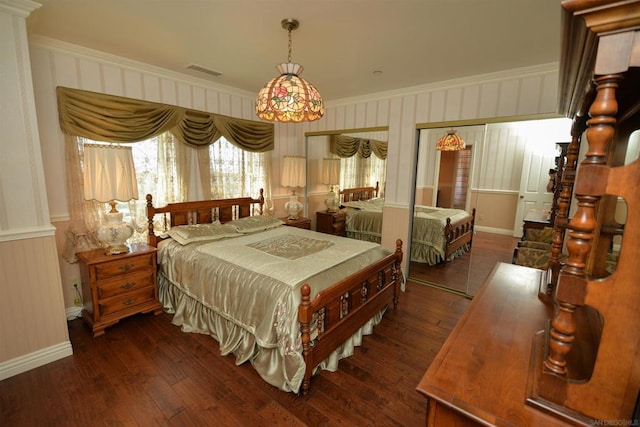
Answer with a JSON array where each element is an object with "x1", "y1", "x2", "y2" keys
[
  {"x1": 339, "y1": 181, "x2": 379, "y2": 202},
  {"x1": 442, "y1": 207, "x2": 475, "y2": 262},
  {"x1": 145, "y1": 190, "x2": 404, "y2": 395},
  {"x1": 339, "y1": 184, "x2": 475, "y2": 263}
]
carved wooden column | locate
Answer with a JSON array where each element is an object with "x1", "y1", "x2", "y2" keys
[
  {"x1": 544, "y1": 73, "x2": 620, "y2": 376},
  {"x1": 546, "y1": 118, "x2": 585, "y2": 298}
]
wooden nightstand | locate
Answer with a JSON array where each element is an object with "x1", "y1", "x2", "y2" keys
[
  {"x1": 279, "y1": 216, "x2": 311, "y2": 229},
  {"x1": 316, "y1": 210, "x2": 347, "y2": 236},
  {"x1": 76, "y1": 242, "x2": 163, "y2": 337}
]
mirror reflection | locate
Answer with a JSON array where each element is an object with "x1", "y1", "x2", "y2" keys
[
  {"x1": 306, "y1": 129, "x2": 388, "y2": 238},
  {"x1": 409, "y1": 118, "x2": 573, "y2": 297}
]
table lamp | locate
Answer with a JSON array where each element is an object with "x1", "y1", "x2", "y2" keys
[
  {"x1": 83, "y1": 143, "x2": 139, "y2": 255},
  {"x1": 281, "y1": 155, "x2": 305, "y2": 220},
  {"x1": 321, "y1": 158, "x2": 341, "y2": 212}
]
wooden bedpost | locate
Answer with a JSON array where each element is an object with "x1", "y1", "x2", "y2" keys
[
  {"x1": 146, "y1": 194, "x2": 157, "y2": 247},
  {"x1": 298, "y1": 283, "x2": 312, "y2": 396},
  {"x1": 394, "y1": 239, "x2": 403, "y2": 308}
]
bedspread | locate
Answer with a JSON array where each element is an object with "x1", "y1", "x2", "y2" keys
[
  {"x1": 157, "y1": 226, "x2": 391, "y2": 393},
  {"x1": 411, "y1": 205, "x2": 470, "y2": 263},
  {"x1": 342, "y1": 199, "x2": 470, "y2": 264}
]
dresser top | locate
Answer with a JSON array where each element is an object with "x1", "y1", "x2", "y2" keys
[{"x1": 416, "y1": 262, "x2": 570, "y2": 426}]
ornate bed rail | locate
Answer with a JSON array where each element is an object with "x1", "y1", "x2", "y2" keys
[
  {"x1": 298, "y1": 239, "x2": 403, "y2": 395},
  {"x1": 444, "y1": 207, "x2": 476, "y2": 261}
]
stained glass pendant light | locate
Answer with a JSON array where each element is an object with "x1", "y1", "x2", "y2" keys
[
  {"x1": 436, "y1": 129, "x2": 466, "y2": 151},
  {"x1": 255, "y1": 19, "x2": 324, "y2": 123}
]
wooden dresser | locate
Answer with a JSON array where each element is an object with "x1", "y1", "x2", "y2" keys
[
  {"x1": 316, "y1": 210, "x2": 347, "y2": 236},
  {"x1": 416, "y1": 262, "x2": 570, "y2": 426},
  {"x1": 77, "y1": 242, "x2": 163, "y2": 337},
  {"x1": 419, "y1": 1, "x2": 640, "y2": 424}
]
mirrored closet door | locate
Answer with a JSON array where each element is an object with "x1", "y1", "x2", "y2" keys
[{"x1": 409, "y1": 118, "x2": 572, "y2": 297}]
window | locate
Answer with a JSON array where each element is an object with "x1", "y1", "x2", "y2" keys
[{"x1": 77, "y1": 133, "x2": 270, "y2": 239}]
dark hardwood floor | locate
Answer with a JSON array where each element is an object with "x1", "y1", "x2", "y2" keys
[
  {"x1": 0, "y1": 232, "x2": 517, "y2": 426},
  {"x1": 0, "y1": 282, "x2": 469, "y2": 427},
  {"x1": 409, "y1": 231, "x2": 519, "y2": 296}
]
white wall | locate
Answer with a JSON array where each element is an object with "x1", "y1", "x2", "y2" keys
[{"x1": 0, "y1": 0, "x2": 71, "y2": 381}]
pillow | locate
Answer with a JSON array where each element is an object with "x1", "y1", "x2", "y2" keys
[
  {"x1": 227, "y1": 215, "x2": 284, "y2": 234},
  {"x1": 341, "y1": 197, "x2": 384, "y2": 212},
  {"x1": 167, "y1": 223, "x2": 242, "y2": 245}
]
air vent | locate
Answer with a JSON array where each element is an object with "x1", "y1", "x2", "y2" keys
[{"x1": 186, "y1": 64, "x2": 222, "y2": 77}]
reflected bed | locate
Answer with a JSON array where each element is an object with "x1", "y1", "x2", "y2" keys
[{"x1": 339, "y1": 185, "x2": 475, "y2": 265}]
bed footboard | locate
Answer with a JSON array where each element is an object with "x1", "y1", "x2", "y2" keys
[
  {"x1": 298, "y1": 239, "x2": 403, "y2": 395},
  {"x1": 444, "y1": 208, "x2": 476, "y2": 261}
]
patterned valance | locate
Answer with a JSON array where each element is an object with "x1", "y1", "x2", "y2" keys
[
  {"x1": 56, "y1": 87, "x2": 274, "y2": 152},
  {"x1": 329, "y1": 134, "x2": 387, "y2": 159}
]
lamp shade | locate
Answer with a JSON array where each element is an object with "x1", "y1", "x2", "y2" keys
[
  {"x1": 321, "y1": 158, "x2": 341, "y2": 185},
  {"x1": 281, "y1": 155, "x2": 306, "y2": 188},
  {"x1": 436, "y1": 130, "x2": 466, "y2": 151},
  {"x1": 83, "y1": 144, "x2": 139, "y2": 203},
  {"x1": 256, "y1": 63, "x2": 324, "y2": 123}
]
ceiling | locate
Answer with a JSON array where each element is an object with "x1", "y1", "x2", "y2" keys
[{"x1": 26, "y1": 0, "x2": 564, "y2": 102}]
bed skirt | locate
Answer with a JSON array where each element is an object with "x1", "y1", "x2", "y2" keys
[
  {"x1": 157, "y1": 272, "x2": 386, "y2": 394},
  {"x1": 410, "y1": 241, "x2": 469, "y2": 265}
]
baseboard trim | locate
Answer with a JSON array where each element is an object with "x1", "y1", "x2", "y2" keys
[
  {"x1": 0, "y1": 342, "x2": 73, "y2": 381},
  {"x1": 475, "y1": 226, "x2": 515, "y2": 236}
]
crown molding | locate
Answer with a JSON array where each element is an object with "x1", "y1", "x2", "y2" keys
[
  {"x1": 28, "y1": 35, "x2": 257, "y2": 100},
  {"x1": 0, "y1": 0, "x2": 41, "y2": 17},
  {"x1": 327, "y1": 62, "x2": 560, "y2": 108}
]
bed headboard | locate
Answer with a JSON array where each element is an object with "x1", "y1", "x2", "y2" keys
[
  {"x1": 145, "y1": 189, "x2": 265, "y2": 246},
  {"x1": 339, "y1": 182, "x2": 379, "y2": 203}
]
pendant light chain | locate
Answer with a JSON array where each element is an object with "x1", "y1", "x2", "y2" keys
[{"x1": 287, "y1": 27, "x2": 293, "y2": 63}]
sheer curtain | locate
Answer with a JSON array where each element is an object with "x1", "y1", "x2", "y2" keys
[
  {"x1": 209, "y1": 137, "x2": 273, "y2": 214},
  {"x1": 340, "y1": 155, "x2": 387, "y2": 196}
]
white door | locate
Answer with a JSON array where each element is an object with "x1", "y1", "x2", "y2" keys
[
  {"x1": 512, "y1": 119, "x2": 573, "y2": 237},
  {"x1": 512, "y1": 139, "x2": 557, "y2": 237}
]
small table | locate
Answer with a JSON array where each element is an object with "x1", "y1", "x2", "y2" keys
[
  {"x1": 279, "y1": 216, "x2": 311, "y2": 229},
  {"x1": 76, "y1": 242, "x2": 163, "y2": 337},
  {"x1": 316, "y1": 210, "x2": 347, "y2": 236},
  {"x1": 523, "y1": 208, "x2": 551, "y2": 232}
]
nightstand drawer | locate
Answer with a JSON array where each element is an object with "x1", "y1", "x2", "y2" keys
[
  {"x1": 98, "y1": 286, "x2": 155, "y2": 317},
  {"x1": 316, "y1": 210, "x2": 347, "y2": 236},
  {"x1": 94, "y1": 252, "x2": 155, "y2": 280},
  {"x1": 97, "y1": 270, "x2": 155, "y2": 300}
]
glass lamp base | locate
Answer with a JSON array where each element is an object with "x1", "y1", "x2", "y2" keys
[
  {"x1": 284, "y1": 195, "x2": 303, "y2": 220},
  {"x1": 324, "y1": 191, "x2": 340, "y2": 213},
  {"x1": 97, "y1": 212, "x2": 134, "y2": 255}
]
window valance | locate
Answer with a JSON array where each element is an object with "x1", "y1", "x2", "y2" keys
[
  {"x1": 329, "y1": 134, "x2": 387, "y2": 159},
  {"x1": 56, "y1": 86, "x2": 274, "y2": 152}
]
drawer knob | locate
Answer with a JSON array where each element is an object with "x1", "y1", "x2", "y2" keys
[
  {"x1": 119, "y1": 264, "x2": 134, "y2": 271},
  {"x1": 121, "y1": 282, "x2": 134, "y2": 289},
  {"x1": 123, "y1": 298, "x2": 135, "y2": 306}
]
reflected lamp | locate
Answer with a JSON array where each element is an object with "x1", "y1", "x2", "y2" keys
[
  {"x1": 436, "y1": 129, "x2": 466, "y2": 151},
  {"x1": 321, "y1": 158, "x2": 341, "y2": 212},
  {"x1": 281, "y1": 155, "x2": 306, "y2": 219}
]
